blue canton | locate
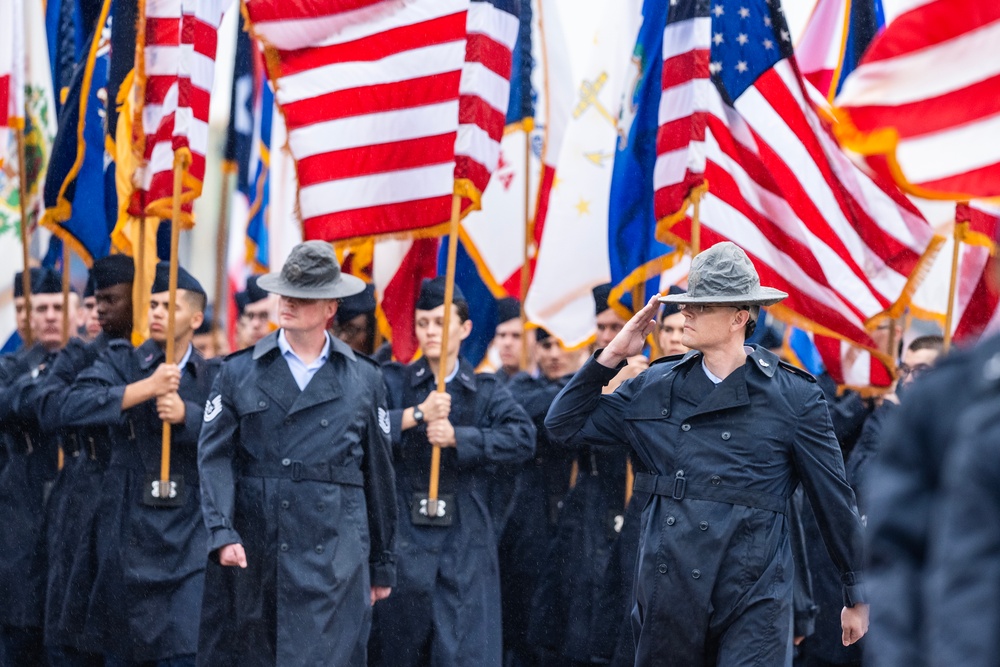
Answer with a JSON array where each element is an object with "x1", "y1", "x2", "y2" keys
[{"x1": 667, "y1": 0, "x2": 794, "y2": 104}]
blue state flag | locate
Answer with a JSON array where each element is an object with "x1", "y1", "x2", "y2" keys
[
  {"x1": 607, "y1": 0, "x2": 682, "y2": 315},
  {"x1": 437, "y1": 237, "x2": 500, "y2": 368},
  {"x1": 41, "y1": 0, "x2": 115, "y2": 265}
]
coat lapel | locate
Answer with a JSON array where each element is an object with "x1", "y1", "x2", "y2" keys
[
  {"x1": 287, "y1": 359, "x2": 343, "y2": 417},
  {"x1": 256, "y1": 352, "x2": 298, "y2": 413},
  {"x1": 686, "y1": 364, "x2": 751, "y2": 418}
]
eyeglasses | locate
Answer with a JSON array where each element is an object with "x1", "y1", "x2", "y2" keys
[
  {"x1": 898, "y1": 363, "x2": 931, "y2": 379},
  {"x1": 677, "y1": 304, "x2": 747, "y2": 314}
]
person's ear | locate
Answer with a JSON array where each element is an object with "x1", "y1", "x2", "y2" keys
[
  {"x1": 459, "y1": 318, "x2": 473, "y2": 341},
  {"x1": 190, "y1": 310, "x2": 205, "y2": 332}
]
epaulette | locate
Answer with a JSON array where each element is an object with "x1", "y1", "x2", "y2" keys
[
  {"x1": 779, "y1": 360, "x2": 817, "y2": 383},
  {"x1": 106, "y1": 338, "x2": 133, "y2": 351},
  {"x1": 651, "y1": 352, "x2": 689, "y2": 366},
  {"x1": 354, "y1": 351, "x2": 381, "y2": 368},
  {"x1": 222, "y1": 345, "x2": 255, "y2": 361}
]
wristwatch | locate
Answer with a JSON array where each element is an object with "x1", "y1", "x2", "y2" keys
[{"x1": 413, "y1": 406, "x2": 425, "y2": 424}]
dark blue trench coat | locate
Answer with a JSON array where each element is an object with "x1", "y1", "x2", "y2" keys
[
  {"x1": 196, "y1": 332, "x2": 397, "y2": 667},
  {"x1": 545, "y1": 347, "x2": 865, "y2": 667}
]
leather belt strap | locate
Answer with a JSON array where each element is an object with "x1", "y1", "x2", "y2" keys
[
  {"x1": 634, "y1": 471, "x2": 786, "y2": 515},
  {"x1": 241, "y1": 460, "x2": 364, "y2": 487}
]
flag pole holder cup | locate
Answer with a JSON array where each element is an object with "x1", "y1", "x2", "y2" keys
[
  {"x1": 410, "y1": 492, "x2": 455, "y2": 527},
  {"x1": 143, "y1": 474, "x2": 186, "y2": 508}
]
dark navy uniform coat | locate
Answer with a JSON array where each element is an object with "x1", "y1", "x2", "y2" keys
[
  {"x1": 59, "y1": 338, "x2": 219, "y2": 661},
  {"x1": 865, "y1": 333, "x2": 1000, "y2": 667},
  {"x1": 0, "y1": 344, "x2": 59, "y2": 631},
  {"x1": 369, "y1": 357, "x2": 535, "y2": 667},
  {"x1": 196, "y1": 331, "x2": 397, "y2": 667},
  {"x1": 546, "y1": 348, "x2": 865, "y2": 667},
  {"x1": 924, "y1": 357, "x2": 1000, "y2": 667},
  {"x1": 33, "y1": 333, "x2": 120, "y2": 651}
]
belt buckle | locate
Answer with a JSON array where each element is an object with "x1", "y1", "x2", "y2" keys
[
  {"x1": 291, "y1": 461, "x2": 303, "y2": 482},
  {"x1": 672, "y1": 470, "x2": 686, "y2": 500}
]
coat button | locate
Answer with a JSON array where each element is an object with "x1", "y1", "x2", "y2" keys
[
  {"x1": 281, "y1": 500, "x2": 289, "y2": 509},
  {"x1": 710, "y1": 475, "x2": 721, "y2": 486},
  {"x1": 315, "y1": 545, "x2": 324, "y2": 554},
  {"x1": 280, "y1": 543, "x2": 289, "y2": 552},
  {"x1": 666, "y1": 516, "x2": 676, "y2": 526},
  {"x1": 681, "y1": 423, "x2": 691, "y2": 432},
  {"x1": 660, "y1": 409, "x2": 668, "y2": 416},
  {"x1": 258, "y1": 400, "x2": 267, "y2": 408},
  {"x1": 281, "y1": 458, "x2": 291, "y2": 466},
  {"x1": 316, "y1": 502, "x2": 325, "y2": 511},
  {"x1": 721, "y1": 431, "x2": 731, "y2": 440},
  {"x1": 691, "y1": 569, "x2": 701, "y2": 579},
  {"x1": 658, "y1": 564, "x2": 668, "y2": 574},
  {"x1": 320, "y1": 419, "x2": 329, "y2": 427},
  {"x1": 699, "y1": 521, "x2": 709, "y2": 531}
]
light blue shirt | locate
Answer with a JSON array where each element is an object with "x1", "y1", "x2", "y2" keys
[
  {"x1": 278, "y1": 329, "x2": 330, "y2": 391},
  {"x1": 178, "y1": 343, "x2": 193, "y2": 377}
]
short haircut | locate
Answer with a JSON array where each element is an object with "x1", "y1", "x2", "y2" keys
[
  {"x1": 180, "y1": 289, "x2": 207, "y2": 313},
  {"x1": 456, "y1": 300, "x2": 470, "y2": 323},
  {"x1": 744, "y1": 305, "x2": 760, "y2": 339},
  {"x1": 908, "y1": 334, "x2": 944, "y2": 354}
]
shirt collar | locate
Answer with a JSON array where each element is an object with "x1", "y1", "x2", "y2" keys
[{"x1": 277, "y1": 328, "x2": 331, "y2": 366}]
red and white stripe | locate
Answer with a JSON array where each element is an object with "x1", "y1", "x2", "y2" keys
[
  {"x1": 796, "y1": 0, "x2": 848, "y2": 101},
  {"x1": 813, "y1": 334, "x2": 894, "y2": 389},
  {"x1": 453, "y1": 0, "x2": 519, "y2": 202},
  {"x1": 129, "y1": 0, "x2": 230, "y2": 224},
  {"x1": 835, "y1": 0, "x2": 1000, "y2": 199},
  {"x1": 952, "y1": 203, "x2": 1000, "y2": 342},
  {"x1": 654, "y1": 14, "x2": 939, "y2": 369},
  {"x1": 248, "y1": 0, "x2": 468, "y2": 241}
]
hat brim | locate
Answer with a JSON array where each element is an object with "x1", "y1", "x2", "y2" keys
[
  {"x1": 658, "y1": 287, "x2": 788, "y2": 308},
  {"x1": 257, "y1": 272, "x2": 368, "y2": 300}
]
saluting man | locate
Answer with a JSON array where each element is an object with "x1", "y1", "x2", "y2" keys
[
  {"x1": 368, "y1": 277, "x2": 535, "y2": 667},
  {"x1": 197, "y1": 241, "x2": 397, "y2": 667},
  {"x1": 546, "y1": 242, "x2": 868, "y2": 666}
]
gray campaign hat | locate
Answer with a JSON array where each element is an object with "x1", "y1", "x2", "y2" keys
[
  {"x1": 257, "y1": 241, "x2": 366, "y2": 300},
  {"x1": 659, "y1": 242, "x2": 787, "y2": 307}
]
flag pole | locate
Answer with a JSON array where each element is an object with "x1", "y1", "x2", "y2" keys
[
  {"x1": 16, "y1": 124, "x2": 34, "y2": 347},
  {"x1": 519, "y1": 124, "x2": 533, "y2": 370},
  {"x1": 427, "y1": 193, "x2": 463, "y2": 517},
  {"x1": 214, "y1": 165, "x2": 233, "y2": 354},
  {"x1": 61, "y1": 243, "x2": 72, "y2": 344},
  {"x1": 943, "y1": 220, "x2": 966, "y2": 352},
  {"x1": 690, "y1": 187, "x2": 702, "y2": 256},
  {"x1": 160, "y1": 151, "x2": 188, "y2": 491}
]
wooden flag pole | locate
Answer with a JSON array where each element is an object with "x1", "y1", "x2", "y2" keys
[
  {"x1": 519, "y1": 126, "x2": 533, "y2": 370},
  {"x1": 690, "y1": 187, "x2": 703, "y2": 257},
  {"x1": 943, "y1": 221, "x2": 966, "y2": 352},
  {"x1": 61, "y1": 243, "x2": 72, "y2": 344},
  {"x1": 160, "y1": 152, "x2": 188, "y2": 490},
  {"x1": 213, "y1": 166, "x2": 233, "y2": 354},
  {"x1": 427, "y1": 193, "x2": 463, "y2": 517},
  {"x1": 625, "y1": 457, "x2": 634, "y2": 507},
  {"x1": 16, "y1": 125, "x2": 34, "y2": 348}
]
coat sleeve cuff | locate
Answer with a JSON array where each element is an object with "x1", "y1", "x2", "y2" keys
[
  {"x1": 206, "y1": 526, "x2": 243, "y2": 558},
  {"x1": 841, "y1": 572, "x2": 867, "y2": 606},
  {"x1": 580, "y1": 351, "x2": 628, "y2": 384},
  {"x1": 369, "y1": 553, "x2": 396, "y2": 588},
  {"x1": 795, "y1": 605, "x2": 819, "y2": 638}
]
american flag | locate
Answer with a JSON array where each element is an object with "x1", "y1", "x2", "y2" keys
[
  {"x1": 244, "y1": 0, "x2": 519, "y2": 243},
  {"x1": 653, "y1": 0, "x2": 940, "y2": 375},
  {"x1": 950, "y1": 203, "x2": 1000, "y2": 343},
  {"x1": 129, "y1": 0, "x2": 230, "y2": 224},
  {"x1": 834, "y1": 1, "x2": 1000, "y2": 200}
]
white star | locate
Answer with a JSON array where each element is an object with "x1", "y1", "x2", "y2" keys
[
  {"x1": 712, "y1": 4, "x2": 724, "y2": 17},
  {"x1": 736, "y1": 61, "x2": 749, "y2": 73},
  {"x1": 780, "y1": 29, "x2": 791, "y2": 41},
  {"x1": 713, "y1": 32, "x2": 724, "y2": 45},
  {"x1": 764, "y1": 16, "x2": 772, "y2": 27},
  {"x1": 762, "y1": 38, "x2": 774, "y2": 49},
  {"x1": 709, "y1": 61, "x2": 723, "y2": 74},
  {"x1": 737, "y1": 33, "x2": 749, "y2": 45},
  {"x1": 739, "y1": 6, "x2": 750, "y2": 18}
]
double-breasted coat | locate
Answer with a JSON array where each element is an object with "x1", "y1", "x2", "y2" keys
[
  {"x1": 545, "y1": 347, "x2": 865, "y2": 667},
  {"x1": 59, "y1": 338, "x2": 219, "y2": 661},
  {"x1": 368, "y1": 357, "x2": 535, "y2": 667},
  {"x1": 0, "y1": 344, "x2": 59, "y2": 633},
  {"x1": 196, "y1": 331, "x2": 397, "y2": 667}
]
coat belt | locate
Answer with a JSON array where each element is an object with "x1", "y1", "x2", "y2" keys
[
  {"x1": 634, "y1": 471, "x2": 787, "y2": 515},
  {"x1": 241, "y1": 460, "x2": 364, "y2": 487}
]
